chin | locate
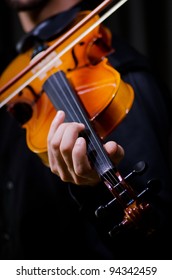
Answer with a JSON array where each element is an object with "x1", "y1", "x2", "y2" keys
[{"x1": 5, "y1": 0, "x2": 47, "y2": 11}]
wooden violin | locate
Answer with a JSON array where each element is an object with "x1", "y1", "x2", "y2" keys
[{"x1": 0, "y1": 0, "x2": 133, "y2": 165}]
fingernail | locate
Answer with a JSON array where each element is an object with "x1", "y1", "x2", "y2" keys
[
  {"x1": 76, "y1": 137, "x2": 84, "y2": 145},
  {"x1": 56, "y1": 110, "x2": 64, "y2": 119}
]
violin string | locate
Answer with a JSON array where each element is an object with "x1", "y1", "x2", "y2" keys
[
  {"x1": 0, "y1": 0, "x2": 128, "y2": 108},
  {"x1": 47, "y1": 71, "x2": 132, "y2": 202},
  {"x1": 51, "y1": 73, "x2": 113, "y2": 169},
  {"x1": 49, "y1": 73, "x2": 111, "y2": 171},
  {"x1": 52, "y1": 72, "x2": 134, "y2": 204}
]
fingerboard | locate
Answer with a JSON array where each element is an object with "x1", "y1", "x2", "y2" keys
[{"x1": 43, "y1": 70, "x2": 117, "y2": 178}]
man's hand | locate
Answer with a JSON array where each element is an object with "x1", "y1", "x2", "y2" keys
[{"x1": 47, "y1": 110, "x2": 124, "y2": 186}]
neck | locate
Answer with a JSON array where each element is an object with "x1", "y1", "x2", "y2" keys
[{"x1": 18, "y1": 0, "x2": 82, "y2": 32}]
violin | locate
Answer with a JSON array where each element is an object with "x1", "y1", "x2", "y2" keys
[
  {"x1": 0, "y1": 0, "x2": 133, "y2": 164},
  {"x1": 0, "y1": 0, "x2": 159, "y2": 236}
]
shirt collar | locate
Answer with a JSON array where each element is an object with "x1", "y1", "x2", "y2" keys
[{"x1": 16, "y1": 4, "x2": 81, "y2": 53}]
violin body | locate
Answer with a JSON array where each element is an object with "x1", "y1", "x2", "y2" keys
[{"x1": 0, "y1": 11, "x2": 134, "y2": 164}]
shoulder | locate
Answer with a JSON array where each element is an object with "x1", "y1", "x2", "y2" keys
[
  {"x1": 108, "y1": 34, "x2": 151, "y2": 75},
  {"x1": 108, "y1": 34, "x2": 172, "y2": 122}
]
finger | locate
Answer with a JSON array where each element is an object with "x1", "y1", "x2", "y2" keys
[
  {"x1": 47, "y1": 111, "x2": 66, "y2": 173},
  {"x1": 47, "y1": 110, "x2": 65, "y2": 143},
  {"x1": 48, "y1": 119, "x2": 85, "y2": 182},
  {"x1": 103, "y1": 141, "x2": 124, "y2": 165},
  {"x1": 72, "y1": 137, "x2": 100, "y2": 184},
  {"x1": 60, "y1": 123, "x2": 85, "y2": 174},
  {"x1": 47, "y1": 111, "x2": 72, "y2": 178}
]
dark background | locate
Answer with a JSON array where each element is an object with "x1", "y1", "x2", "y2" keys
[{"x1": 0, "y1": 0, "x2": 172, "y2": 167}]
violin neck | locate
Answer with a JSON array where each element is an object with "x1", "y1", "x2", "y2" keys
[{"x1": 43, "y1": 70, "x2": 117, "y2": 177}]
